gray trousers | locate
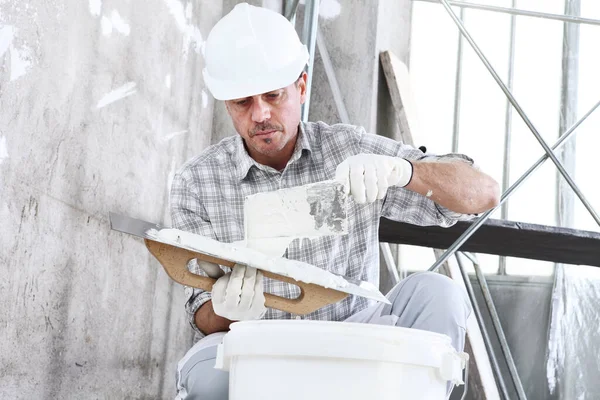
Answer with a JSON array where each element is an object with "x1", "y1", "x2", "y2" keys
[{"x1": 175, "y1": 272, "x2": 472, "y2": 399}]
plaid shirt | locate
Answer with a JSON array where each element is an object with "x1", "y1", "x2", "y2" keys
[{"x1": 170, "y1": 121, "x2": 473, "y2": 340}]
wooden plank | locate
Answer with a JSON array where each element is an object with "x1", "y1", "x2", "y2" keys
[
  {"x1": 379, "y1": 217, "x2": 600, "y2": 267},
  {"x1": 380, "y1": 50, "x2": 419, "y2": 146}
]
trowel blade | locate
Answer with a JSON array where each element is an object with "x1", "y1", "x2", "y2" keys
[
  {"x1": 109, "y1": 212, "x2": 163, "y2": 238},
  {"x1": 244, "y1": 180, "x2": 348, "y2": 240}
]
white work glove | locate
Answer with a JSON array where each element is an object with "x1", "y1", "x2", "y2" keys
[
  {"x1": 211, "y1": 264, "x2": 266, "y2": 321},
  {"x1": 335, "y1": 154, "x2": 413, "y2": 204}
]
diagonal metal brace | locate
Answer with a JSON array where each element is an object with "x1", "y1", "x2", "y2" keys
[
  {"x1": 428, "y1": 98, "x2": 600, "y2": 270},
  {"x1": 437, "y1": 0, "x2": 600, "y2": 227}
]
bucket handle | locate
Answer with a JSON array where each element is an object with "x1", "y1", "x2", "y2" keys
[{"x1": 440, "y1": 350, "x2": 469, "y2": 386}]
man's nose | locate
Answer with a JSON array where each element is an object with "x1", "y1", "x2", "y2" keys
[{"x1": 251, "y1": 98, "x2": 271, "y2": 123}]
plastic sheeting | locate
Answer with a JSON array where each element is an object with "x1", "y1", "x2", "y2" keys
[{"x1": 547, "y1": 265, "x2": 600, "y2": 399}]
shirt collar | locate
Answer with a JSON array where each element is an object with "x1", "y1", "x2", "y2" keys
[{"x1": 233, "y1": 123, "x2": 312, "y2": 182}]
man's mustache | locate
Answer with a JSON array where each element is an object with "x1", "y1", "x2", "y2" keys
[{"x1": 249, "y1": 123, "x2": 283, "y2": 137}]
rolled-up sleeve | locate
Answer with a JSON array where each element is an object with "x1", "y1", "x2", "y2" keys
[
  {"x1": 170, "y1": 170, "x2": 216, "y2": 339},
  {"x1": 356, "y1": 128, "x2": 476, "y2": 226}
]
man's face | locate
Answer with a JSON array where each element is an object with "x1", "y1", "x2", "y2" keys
[{"x1": 225, "y1": 74, "x2": 307, "y2": 162}]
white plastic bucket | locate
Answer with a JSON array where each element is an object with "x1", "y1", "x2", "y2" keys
[{"x1": 215, "y1": 320, "x2": 468, "y2": 400}]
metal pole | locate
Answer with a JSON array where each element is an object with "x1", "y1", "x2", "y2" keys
[
  {"x1": 557, "y1": 0, "x2": 580, "y2": 231},
  {"x1": 462, "y1": 252, "x2": 527, "y2": 399},
  {"x1": 454, "y1": 254, "x2": 511, "y2": 399},
  {"x1": 428, "y1": 98, "x2": 600, "y2": 272},
  {"x1": 554, "y1": 2, "x2": 580, "y2": 394},
  {"x1": 284, "y1": 0, "x2": 300, "y2": 23},
  {"x1": 415, "y1": 0, "x2": 600, "y2": 27},
  {"x1": 498, "y1": 0, "x2": 517, "y2": 275},
  {"x1": 301, "y1": 0, "x2": 320, "y2": 122},
  {"x1": 437, "y1": 0, "x2": 600, "y2": 227},
  {"x1": 380, "y1": 243, "x2": 400, "y2": 284},
  {"x1": 451, "y1": 7, "x2": 465, "y2": 153}
]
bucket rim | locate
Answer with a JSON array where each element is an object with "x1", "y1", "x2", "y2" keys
[{"x1": 229, "y1": 320, "x2": 452, "y2": 344}]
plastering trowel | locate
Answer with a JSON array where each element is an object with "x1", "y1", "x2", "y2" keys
[
  {"x1": 241, "y1": 180, "x2": 350, "y2": 256},
  {"x1": 110, "y1": 198, "x2": 389, "y2": 315},
  {"x1": 244, "y1": 180, "x2": 349, "y2": 240}
]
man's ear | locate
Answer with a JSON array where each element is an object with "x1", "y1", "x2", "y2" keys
[{"x1": 298, "y1": 72, "x2": 308, "y2": 104}]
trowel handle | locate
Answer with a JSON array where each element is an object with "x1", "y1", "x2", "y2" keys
[
  {"x1": 145, "y1": 239, "x2": 231, "y2": 292},
  {"x1": 261, "y1": 271, "x2": 348, "y2": 315},
  {"x1": 144, "y1": 239, "x2": 348, "y2": 315}
]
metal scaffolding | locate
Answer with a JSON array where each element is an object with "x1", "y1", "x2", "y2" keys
[
  {"x1": 419, "y1": 1, "x2": 600, "y2": 398},
  {"x1": 427, "y1": 0, "x2": 600, "y2": 272}
]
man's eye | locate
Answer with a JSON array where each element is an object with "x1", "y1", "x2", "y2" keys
[
  {"x1": 267, "y1": 93, "x2": 280, "y2": 99},
  {"x1": 235, "y1": 99, "x2": 249, "y2": 106}
]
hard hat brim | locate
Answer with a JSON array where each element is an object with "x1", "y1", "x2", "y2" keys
[{"x1": 203, "y1": 46, "x2": 309, "y2": 101}]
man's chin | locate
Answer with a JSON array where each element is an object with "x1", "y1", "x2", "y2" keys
[
  {"x1": 253, "y1": 138, "x2": 283, "y2": 153},
  {"x1": 255, "y1": 145, "x2": 283, "y2": 157}
]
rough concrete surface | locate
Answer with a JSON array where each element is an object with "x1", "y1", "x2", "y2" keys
[{"x1": 0, "y1": 0, "x2": 222, "y2": 398}]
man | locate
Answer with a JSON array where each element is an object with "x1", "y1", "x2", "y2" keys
[{"x1": 171, "y1": 3, "x2": 500, "y2": 399}]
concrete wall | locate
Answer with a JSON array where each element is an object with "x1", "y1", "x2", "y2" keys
[{"x1": 0, "y1": 0, "x2": 222, "y2": 398}]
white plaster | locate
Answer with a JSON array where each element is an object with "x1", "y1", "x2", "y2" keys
[
  {"x1": 1, "y1": 26, "x2": 34, "y2": 80},
  {"x1": 89, "y1": 0, "x2": 102, "y2": 17},
  {"x1": 201, "y1": 90, "x2": 208, "y2": 108},
  {"x1": 0, "y1": 135, "x2": 9, "y2": 164},
  {"x1": 162, "y1": 130, "x2": 187, "y2": 142},
  {"x1": 0, "y1": 26, "x2": 14, "y2": 59},
  {"x1": 163, "y1": 0, "x2": 187, "y2": 31},
  {"x1": 426, "y1": 190, "x2": 433, "y2": 197},
  {"x1": 183, "y1": 26, "x2": 203, "y2": 57},
  {"x1": 101, "y1": 16, "x2": 112, "y2": 36},
  {"x1": 148, "y1": 228, "x2": 349, "y2": 289},
  {"x1": 244, "y1": 181, "x2": 347, "y2": 240},
  {"x1": 96, "y1": 82, "x2": 137, "y2": 109},
  {"x1": 319, "y1": 0, "x2": 341, "y2": 20},
  {"x1": 100, "y1": 10, "x2": 131, "y2": 37},
  {"x1": 163, "y1": 0, "x2": 203, "y2": 58},
  {"x1": 235, "y1": 238, "x2": 293, "y2": 257},
  {"x1": 165, "y1": 74, "x2": 171, "y2": 89},
  {"x1": 110, "y1": 10, "x2": 130, "y2": 36},
  {"x1": 298, "y1": 0, "x2": 340, "y2": 19},
  {"x1": 9, "y1": 43, "x2": 32, "y2": 81},
  {"x1": 185, "y1": 2, "x2": 193, "y2": 20}
]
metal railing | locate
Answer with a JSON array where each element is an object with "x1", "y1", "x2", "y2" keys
[
  {"x1": 427, "y1": 0, "x2": 600, "y2": 272},
  {"x1": 415, "y1": 0, "x2": 600, "y2": 27}
]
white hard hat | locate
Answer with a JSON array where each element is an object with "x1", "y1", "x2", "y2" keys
[{"x1": 203, "y1": 3, "x2": 309, "y2": 101}]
